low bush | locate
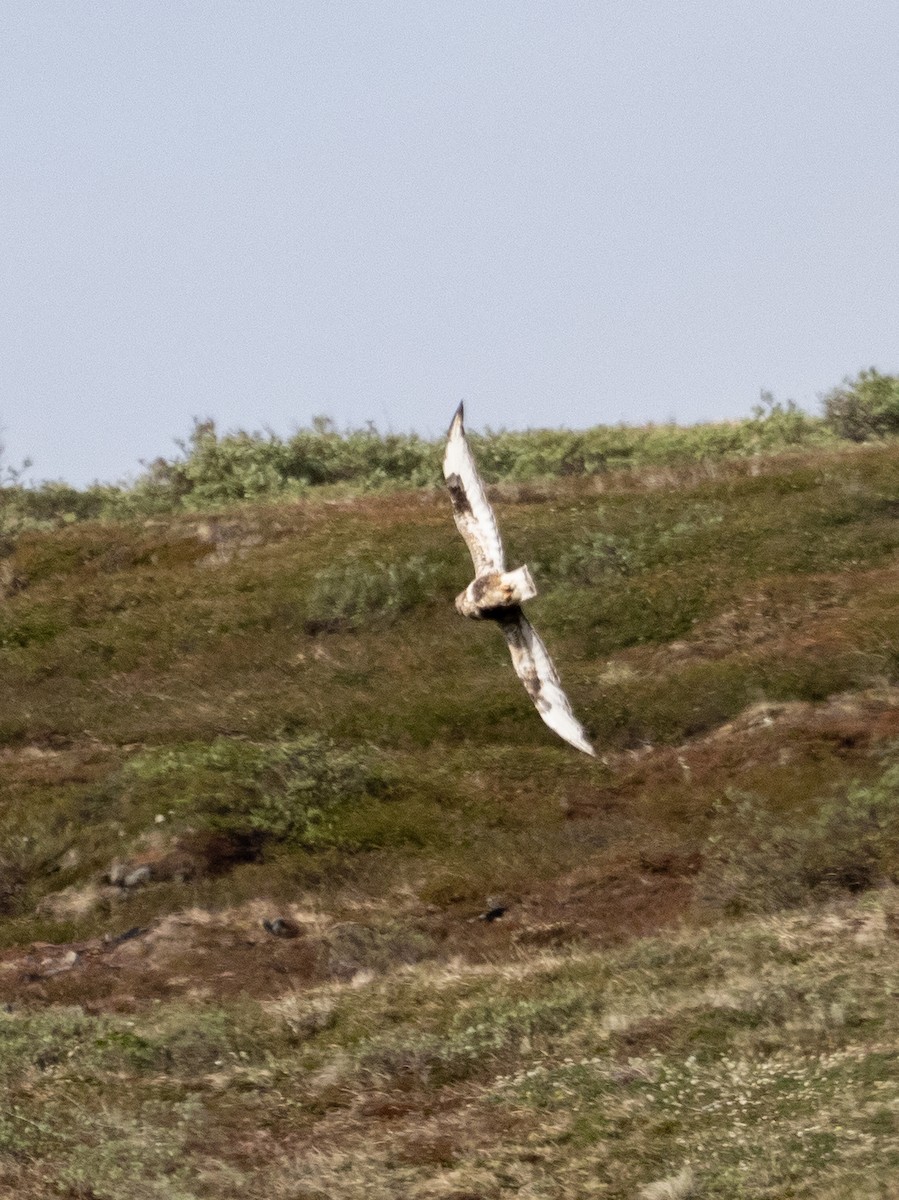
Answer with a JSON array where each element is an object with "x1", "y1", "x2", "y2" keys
[
  {"x1": 138, "y1": 416, "x2": 440, "y2": 506},
  {"x1": 698, "y1": 762, "x2": 899, "y2": 915},
  {"x1": 822, "y1": 369, "x2": 899, "y2": 441},
  {"x1": 119, "y1": 735, "x2": 378, "y2": 850},
  {"x1": 0, "y1": 393, "x2": 848, "y2": 524},
  {"x1": 539, "y1": 531, "x2": 634, "y2": 585},
  {"x1": 324, "y1": 921, "x2": 437, "y2": 980},
  {"x1": 536, "y1": 504, "x2": 727, "y2": 587},
  {"x1": 304, "y1": 553, "x2": 442, "y2": 633}
]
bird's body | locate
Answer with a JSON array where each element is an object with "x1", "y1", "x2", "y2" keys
[{"x1": 443, "y1": 403, "x2": 595, "y2": 757}]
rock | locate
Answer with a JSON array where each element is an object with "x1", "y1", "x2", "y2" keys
[
  {"x1": 638, "y1": 1166, "x2": 695, "y2": 1200},
  {"x1": 40, "y1": 949, "x2": 79, "y2": 978},
  {"x1": 37, "y1": 882, "x2": 107, "y2": 920},
  {"x1": 473, "y1": 896, "x2": 510, "y2": 922},
  {"x1": 262, "y1": 917, "x2": 302, "y2": 939},
  {"x1": 123, "y1": 866, "x2": 152, "y2": 889},
  {"x1": 103, "y1": 926, "x2": 146, "y2": 948},
  {"x1": 476, "y1": 905, "x2": 508, "y2": 923},
  {"x1": 107, "y1": 861, "x2": 130, "y2": 886}
]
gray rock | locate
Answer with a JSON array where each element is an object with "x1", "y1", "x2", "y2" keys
[
  {"x1": 122, "y1": 865, "x2": 152, "y2": 889},
  {"x1": 107, "y1": 861, "x2": 129, "y2": 885},
  {"x1": 263, "y1": 917, "x2": 302, "y2": 939}
]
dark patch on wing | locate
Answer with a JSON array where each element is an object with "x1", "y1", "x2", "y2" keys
[
  {"x1": 446, "y1": 473, "x2": 472, "y2": 517},
  {"x1": 472, "y1": 576, "x2": 490, "y2": 604},
  {"x1": 472, "y1": 575, "x2": 501, "y2": 606},
  {"x1": 496, "y1": 607, "x2": 525, "y2": 630},
  {"x1": 479, "y1": 605, "x2": 515, "y2": 623}
]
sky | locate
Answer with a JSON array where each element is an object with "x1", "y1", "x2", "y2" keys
[{"x1": 2, "y1": 1, "x2": 897, "y2": 486}]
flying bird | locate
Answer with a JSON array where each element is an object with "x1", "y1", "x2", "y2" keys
[{"x1": 443, "y1": 403, "x2": 595, "y2": 756}]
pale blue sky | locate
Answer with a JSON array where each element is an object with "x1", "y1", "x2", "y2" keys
[{"x1": 2, "y1": 1, "x2": 897, "y2": 485}]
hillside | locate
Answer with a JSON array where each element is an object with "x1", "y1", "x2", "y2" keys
[{"x1": 3, "y1": 435, "x2": 899, "y2": 1197}]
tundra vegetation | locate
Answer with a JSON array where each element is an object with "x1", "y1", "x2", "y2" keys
[{"x1": 3, "y1": 373, "x2": 899, "y2": 1196}]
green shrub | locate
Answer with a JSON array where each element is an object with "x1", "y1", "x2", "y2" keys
[
  {"x1": 539, "y1": 531, "x2": 633, "y2": 585},
  {"x1": 698, "y1": 764, "x2": 899, "y2": 915},
  {"x1": 0, "y1": 396, "x2": 847, "y2": 522},
  {"x1": 304, "y1": 553, "x2": 441, "y2": 633},
  {"x1": 0, "y1": 609, "x2": 63, "y2": 649},
  {"x1": 120, "y1": 735, "x2": 377, "y2": 849},
  {"x1": 745, "y1": 392, "x2": 826, "y2": 450},
  {"x1": 822, "y1": 369, "x2": 899, "y2": 441},
  {"x1": 139, "y1": 417, "x2": 441, "y2": 507},
  {"x1": 536, "y1": 502, "x2": 732, "y2": 589}
]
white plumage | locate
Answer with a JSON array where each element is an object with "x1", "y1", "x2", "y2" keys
[{"x1": 443, "y1": 403, "x2": 595, "y2": 757}]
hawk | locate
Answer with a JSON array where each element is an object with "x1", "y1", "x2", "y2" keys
[{"x1": 443, "y1": 403, "x2": 595, "y2": 756}]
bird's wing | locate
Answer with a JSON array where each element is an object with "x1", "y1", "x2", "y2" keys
[
  {"x1": 443, "y1": 402, "x2": 505, "y2": 575},
  {"x1": 498, "y1": 610, "x2": 595, "y2": 756}
]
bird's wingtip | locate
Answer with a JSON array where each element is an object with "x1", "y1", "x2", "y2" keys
[
  {"x1": 567, "y1": 731, "x2": 596, "y2": 757},
  {"x1": 448, "y1": 401, "x2": 465, "y2": 436}
]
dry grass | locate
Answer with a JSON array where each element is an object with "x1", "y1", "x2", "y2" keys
[{"x1": 4, "y1": 893, "x2": 899, "y2": 1196}]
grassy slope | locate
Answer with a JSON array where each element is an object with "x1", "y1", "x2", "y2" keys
[
  {"x1": 3, "y1": 441, "x2": 899, "y2": 1195},
  {"x1": 4, "y1": 895, "x2": 899, "y2": 1199}
]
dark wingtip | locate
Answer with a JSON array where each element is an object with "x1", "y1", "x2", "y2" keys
[{"x1": 448, "y1": 401, "x2": 464, "y2": 436}]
